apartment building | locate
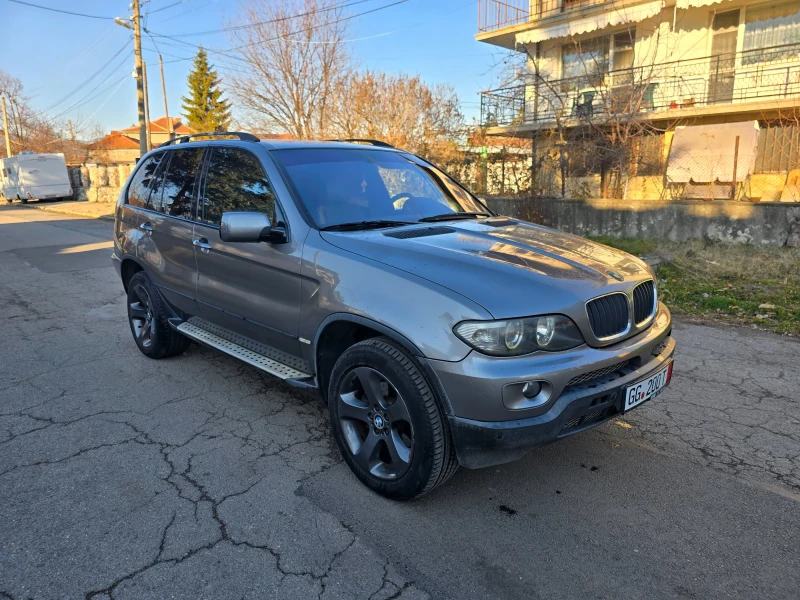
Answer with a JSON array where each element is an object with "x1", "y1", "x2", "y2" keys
[{"x1": 476, "y1": 0, "x2": 800, "y2": 200}]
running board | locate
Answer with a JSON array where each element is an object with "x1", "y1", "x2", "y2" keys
[{"x1": 176, "y1": 321, "x2": 312, "y2": 380}]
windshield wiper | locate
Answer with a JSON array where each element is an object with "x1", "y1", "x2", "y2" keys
[
  {"x1": 320, "y1": 220, "x2": 416, "y2": 232},
  {"x1": 418, "y1": 212, "x2": 492, "y2": 223}
]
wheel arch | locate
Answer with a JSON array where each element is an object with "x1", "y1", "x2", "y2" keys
[
  {"x1": 120, "y1": 255, "x2": 145, "y2": 293},
  {"x1": 313, "y1": 314, "x2": 422, "y2": 402}
]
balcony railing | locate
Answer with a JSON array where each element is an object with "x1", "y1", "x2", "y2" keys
[
  {"x1": 478, "y1": 0, "x2": 610, "y2": 33},
  {"x1": 478, "y1": 0, "x2": 529, "y2": 32},
  {"x1": 481, "y1": 43, "x2": 800, "y2": 127}
]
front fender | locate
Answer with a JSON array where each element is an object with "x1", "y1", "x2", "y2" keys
[{"x1": 298, "y1": 230, "x2": 491, "y2": 363}]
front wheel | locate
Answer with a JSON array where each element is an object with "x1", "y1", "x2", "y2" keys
[{"x1": 328, "y1": 338, "x2": 458, "y2": 500}]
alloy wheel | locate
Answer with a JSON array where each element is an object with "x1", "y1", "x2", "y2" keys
[
  {"x1": 129, "y1": 283, "x2": 155, "y2": 349},
  {"x1": 337, "y1": 366, "x2": 414, "y2": 480}
]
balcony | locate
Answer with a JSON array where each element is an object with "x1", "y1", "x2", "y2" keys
[
  {"x1": 478, "y1": 0, "x2": 610, "y2": 33},
  {"x1": 480, "y1": 43, "x2": 800, "y2": 130}
]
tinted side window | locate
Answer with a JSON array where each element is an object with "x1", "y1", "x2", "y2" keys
[
  {"x1": 200, "y1": 148, "x2": 276, "y2": 226},
  {"x1": 126, "y1": 154, "x2": 164, "y2": 208},
  {"x1": 151, "y1": 148, "x2": 204, "y2": 219}
]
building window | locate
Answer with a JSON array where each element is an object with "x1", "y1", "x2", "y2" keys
[
  {"x1": 754, "y1": 122, "x2": 800, "y2": 173},
  {"x1": 743, "y1": 2, "x2": 800, "y2": 65},
  {"x1": 562, "y1": 36, "x2": 609, "y2": 88},
  {"x1": 612, "y1": 29, "x2": 636, "y2": 86}
]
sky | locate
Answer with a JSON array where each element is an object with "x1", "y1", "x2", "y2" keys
[{"x1": 1, "y1": 0, "x2": 511, "y2": 138}]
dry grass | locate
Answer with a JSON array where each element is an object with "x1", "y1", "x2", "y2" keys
[{"x1": 593, "y1": 238, "x2": 800, "y2": 336}]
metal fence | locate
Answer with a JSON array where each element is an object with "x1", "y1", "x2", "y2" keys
[{"x1": 481, "y1": 43, "x2": 800, "y2": 128}]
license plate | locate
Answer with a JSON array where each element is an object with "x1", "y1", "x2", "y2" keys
[{"x1": 623, "y1": 362, "x2": 673, "y2": 413}]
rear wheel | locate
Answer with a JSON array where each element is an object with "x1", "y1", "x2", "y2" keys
[
  {"x1": 127, "y1": 271, "x2": 191, "y2": 359},
  {"x1": 328, "y1": 338, "x2": 458, "y2": 500}
]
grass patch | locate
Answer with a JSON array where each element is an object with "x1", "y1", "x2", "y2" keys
[{"x1": 591, "y1": 238, "x2": 800, "y2": 336}]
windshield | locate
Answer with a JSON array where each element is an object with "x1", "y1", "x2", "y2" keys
[{"x1": 271, "y1": 148, "x2": 489, "y2": 229}]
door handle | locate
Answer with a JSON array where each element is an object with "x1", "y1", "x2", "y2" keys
[
  {"x1": 139, "y1": 222, "x2": 153, "y2": 235},
  {"x1": 193, "y1": 238, "x2": 212, "y2": 253}
]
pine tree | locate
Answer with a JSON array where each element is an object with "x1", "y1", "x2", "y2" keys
[{"x1": 181, "y1": 47, "x2": 231, "y2": 132}]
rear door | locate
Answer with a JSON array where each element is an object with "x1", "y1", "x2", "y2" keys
[
  {"x1": 193, "y1": 146, "x2": 303, "y2": 356},
  {"x1": 116, "y1": 151, "x2": 166, "y2": 260},
  {"x1": 136, "y1": 146, "x2": 205, "y2": 316}
]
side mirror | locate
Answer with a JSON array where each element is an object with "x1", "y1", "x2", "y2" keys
[{"x1": 220, "y1": 212, "x2": 271, "y2": 243}]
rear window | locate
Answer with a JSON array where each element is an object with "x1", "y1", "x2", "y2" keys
[
  {"x1": 150, "y1": 148, "x2": 204, "y2": 219},
  {"x1": 126, "y1": 153, "x2": 165, "y2": 208},
  {"x1": 271, "y1": 148, "x2": 485, "y2": 228}
]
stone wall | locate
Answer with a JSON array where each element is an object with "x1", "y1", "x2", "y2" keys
[
  {"x1": 484, "y1": 197, "x2": 800, "y2": 247},
  {"x1": 68, "y1": 164, "x2": 134, "y2": 203}
]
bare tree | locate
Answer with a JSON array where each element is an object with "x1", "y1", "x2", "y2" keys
[
  {"x1": 229, "y1": 0, "x2": 352, "y2": 138},
  {"x1": 0, "y1": 69, "x2": 96, "y2": 162},
  {"x1": 333, "y1": 71, "x2": 465, "y2": 163}
]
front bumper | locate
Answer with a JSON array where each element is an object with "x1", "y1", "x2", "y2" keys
[{"x1": 425, "y1": 302, "x2": 675, "y2": 468}]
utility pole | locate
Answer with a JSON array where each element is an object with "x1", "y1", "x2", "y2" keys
[
  {"x1": 158, "y1": 54, "x2": 174, "y2": 140},
  {"x1": 67, "y1": 120, "x2": 77, "y2": 163},
  {"x1": 1, "y1": 96, "x2": 11, "y2": 158},
  {"x1": 132, "y1": 0, "x2": 147, "y2": 158},
  {"x1": 143, "y1": 61, "x2": 152, "y2": 151}
]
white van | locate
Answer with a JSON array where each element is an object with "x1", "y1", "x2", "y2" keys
[{"x1": 1, "y1": 152, "x2": 73, "y2": 204}]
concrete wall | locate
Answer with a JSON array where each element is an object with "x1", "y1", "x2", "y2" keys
[
  {"x1": 68, "y1": 164, "x2": 134, "y2": 203},
  {"x1": 484, "y1": 196, "x2": 800, "y2": 247}
]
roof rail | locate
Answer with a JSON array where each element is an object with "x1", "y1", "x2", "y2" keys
[
  {"x1": 161, "y1": 132, "x2": 260, "y2": 147},
  {"x1": 328, "y1": 138, "x2": 395, "y2": 149}
]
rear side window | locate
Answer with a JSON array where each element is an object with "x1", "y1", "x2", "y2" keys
[
  {"x1": 126, "y1": 153, "x2": 164, "y2": 208},
  {"x1": 150, "y1": 148, "x2": 204, "y2": 219},
  {"x1": 200, "y1": 148, "x2": 276, "y2": 226}
]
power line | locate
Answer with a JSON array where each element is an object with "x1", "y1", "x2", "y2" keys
[
  {"x1": 146, "y1": 0, "x2": 185, "y2": 16},
  {"x1": 37, "y1": 38, "x2": 132, "y2": 115},
  {"x1": 149, "y1": 0, "x2": 378, "y2": 38},
  {"x1": 49, "y1": 52, "x2": 134, "y2": 121},
  {"x1": 4, "y1": 0, "x2": 113, "y2": 20},
  {"x1": 155, "y1": 0, "x2": 410, "y2": 65},
  {"x1": 75, "y1": 75, "x2": 130, "y2": 129}
]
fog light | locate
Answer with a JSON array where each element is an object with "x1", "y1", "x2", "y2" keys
[{"x1": 522, "y1": 381, "x2": 541, "y2": 398}]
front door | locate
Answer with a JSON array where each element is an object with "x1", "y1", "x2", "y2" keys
[
  {"x1": 136, "y1": 147, "x2": 204, "y2": 315},
  {"x1": 193, "y1": 146, "x2": 303, "y2": 356},
  {"x1": 708, "y1": 10, "x2": 739, "y2": 104}
]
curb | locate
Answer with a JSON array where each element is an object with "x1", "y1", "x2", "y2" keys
[{"x1": 28, "y1": 204, "x2": 115, "y2": 221}]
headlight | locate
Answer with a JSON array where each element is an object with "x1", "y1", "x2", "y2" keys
[{"x1": 454, "y1": 315, "x2": 585, "y2": 356}]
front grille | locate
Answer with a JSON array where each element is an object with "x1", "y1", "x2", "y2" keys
[
  {"x1": 566, "y1": 360, "x2": 630, "y2": 387},
  {"x1": 633, "y1": 280, "x2": 656, "y2": 325},
  {"x1": 586, "y1": 293, "x2": 629, "y2": 339}
]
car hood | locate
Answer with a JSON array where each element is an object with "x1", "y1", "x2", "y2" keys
[{"x1": 320, "y1": 218, "x2": 651, "y2": 319}]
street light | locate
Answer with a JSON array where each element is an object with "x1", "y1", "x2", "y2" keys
[{"x1": 114, "y1": 17, "x2": 133, "y2": 30}]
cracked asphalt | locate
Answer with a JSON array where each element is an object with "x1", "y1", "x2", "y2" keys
[{"x1": 1, "y1": 205, "x2": 798, "y2": 600}]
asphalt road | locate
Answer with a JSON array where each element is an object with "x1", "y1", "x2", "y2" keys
[{"x1": 1, "y1": 204, "x2": 798, "y2": 600}]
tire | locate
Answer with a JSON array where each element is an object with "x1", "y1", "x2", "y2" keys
[
  {"x1": 127, "y1": 271, "x2": 191, "y2": 359},
  {"x1": 328, "y1": 337, "x2": 458, "y2": 500}
]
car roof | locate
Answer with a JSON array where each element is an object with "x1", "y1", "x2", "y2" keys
[
  {"x1": 258, "y1": 139, "x2": 400, "y2": 152},
  {"x1": 151, "y1": 137, "x2": 401, "y2": 153}
]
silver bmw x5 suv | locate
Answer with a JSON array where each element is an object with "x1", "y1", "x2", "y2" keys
[{"x1": 112, "y1": 133, "x2": 675, "y2": 500}]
